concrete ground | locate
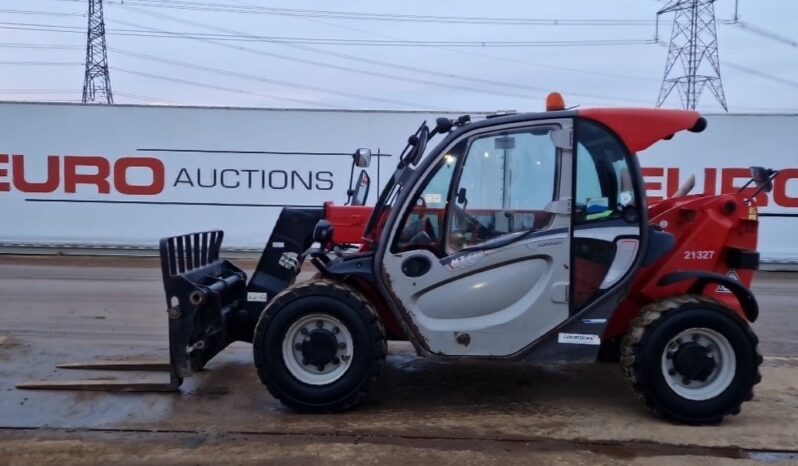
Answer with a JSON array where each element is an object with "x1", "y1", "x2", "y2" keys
[{"x1": 0, "y1": 255, "x2": 796, "y2": 465}]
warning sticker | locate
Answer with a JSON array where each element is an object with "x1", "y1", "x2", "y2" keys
[
  {"x1": 247, "y1": 292, "x2": 269, "y2": 302},
  {"x1": 557, "y1": 333, "x2": 601, "y2": 345},
  {"x1": 716, "y1": 270, "x2": 740, "y2": 294}
]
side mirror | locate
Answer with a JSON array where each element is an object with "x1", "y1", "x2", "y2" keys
[
  {"x1": 351, "y1": 169, "x2": 371, "y2": 206},
  {"x1": 750, "y1": 166, "x2": 775, "y2": 193},
  {"x1": 354, "y1": 148, "x2": 371, "y2": 168}
]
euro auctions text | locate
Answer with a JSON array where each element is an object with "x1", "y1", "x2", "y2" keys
[{"x1": 0, "y1": 154, "x2": 334, "y2": 196}]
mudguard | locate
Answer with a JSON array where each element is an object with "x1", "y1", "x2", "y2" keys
[{"x1": 657, "y1": 271, "x2": 759, "y2": 322}]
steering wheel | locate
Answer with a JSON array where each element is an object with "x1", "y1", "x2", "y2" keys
[
  {"x1": 423, "y1": 216, "x2": 437, "y2": 242},
  {"x1": 451, "y1": 204, "x2": 490, "y2": 241}
]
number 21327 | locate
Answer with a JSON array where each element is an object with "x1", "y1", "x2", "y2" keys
[{"x1": 684, "y1": 250, "x2": 714, "y2": 260}]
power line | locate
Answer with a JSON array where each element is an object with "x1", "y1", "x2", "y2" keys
[
  {"x1": 111, "y1": 67, "x2": 359, "y2": 109},
  {"x1": 111, "y1": 15, "x2": 549, "y2": 103},
  {"x1": 15, "y1": 0, "x2": 798, "y2": 110},
  {"x1": 730, "y1": 20, "x2": 798, "y2": 48},
  {"x1": 115, "y1": 6, "x2": 654, "y2": 106},
  {"x1": 653, "y1": 40, "x2": 798, "y2": 90},
  {"x1": 724, "y1": 62, "x2": 798, "y2": 89},
  {"x1": 276, "y1": 5, "x2": 661, "y2": 86},
  {"x1": 35, "y1": 0, "x2": 658, "y2": 26},
  {"x1": 0, "y1": 89, "x2": 81, "y2": 93},
  {"x1": 0, "y1": 42, "x2": 83, "y2": 50},
  {"x1": 0, "y1": 61, "x2": 82, "y2": 66},
  {"x1": 105, "y1": 14, "x2": 439, "y2": 109},
  {"x1": 0, "y1": 98, "x2": 82, "y2": 103},
  {"x1": 0, "y1": 20, "x2": 657, "y2": 47},
  {"x1": 1, "y1": 18, "x2": 495, "y2": 108},
  {"x1": 110, "y1": 48, "x2": 436, "y2": 109},
  {"x1": 0, "y1": 8, "x2": 84, "y2": 17},
  {"x1": 113, "y1": 90, "x2": 186, "y2": 104},
  {"x1": 0, "y1": 20, "x2": 657, "y2": 86},
  {"x1": 0, "y1": 89, "x2": 179, "y2": 103},
  {"x1": 0, "y1": 88, "x2": 186, "y2": 105}
]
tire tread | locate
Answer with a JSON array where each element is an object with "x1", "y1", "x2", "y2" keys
[
  {"x1": 253, "y1": 279, "x2": 386, "y2": 413},
  {"x1": 620, "y1": 294, "x2": 762, "y2": 424}
]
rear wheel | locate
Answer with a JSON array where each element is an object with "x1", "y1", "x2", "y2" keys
[
  {"x1": 253, "y1": 279, "x2": 386, "y2": 412},
  {"x1": 621, "y1": 295, "x2": 762, "y2": 424}
]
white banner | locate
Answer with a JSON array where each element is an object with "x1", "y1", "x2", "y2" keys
[
  {"x1": 0, "y1": 103, "x2": 795, "y2": 261},
  {"x1": 0, "y1": 103, "x2": 449, "y2": 250}
]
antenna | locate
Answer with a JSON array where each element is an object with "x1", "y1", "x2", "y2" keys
[
  {"x1": 656, "y1": 0, "x2": 727, "y2": 111},
  {"x1": 82, "y1": 0, "x2": 113, "y2": 104}
]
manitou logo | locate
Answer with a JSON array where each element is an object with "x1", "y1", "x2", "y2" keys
[
  {"x1": 643, "y1": 167, "x2": 798, "y2": 208},
  {"x1": 0, "y1": 154, "x2": 165, "y2": 195}
]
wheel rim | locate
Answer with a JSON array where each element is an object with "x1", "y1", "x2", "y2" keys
[
  {"x1": 661, "y1": 327, "x2": 736, "y2": 401},
  {"x1": 282, "y1": 313, "x2": 354, "y2": 386}
]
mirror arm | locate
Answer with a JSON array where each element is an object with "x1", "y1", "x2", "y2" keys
[
  {"x1": 750, "y1": 169, "x2": 780, "y2": 199},
  {"x1": 737, "y1": 177, "x2": 756, "y2": 193},
  {"x1": 345, "y1": 162, "x2": 356, "y2": 205}
]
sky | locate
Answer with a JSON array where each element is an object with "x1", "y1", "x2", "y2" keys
[{"x1": 0, "y1": 0, "x2": 797, "y2": 113}]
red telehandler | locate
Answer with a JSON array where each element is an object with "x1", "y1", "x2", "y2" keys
[{"x1": 23, "y1": 95, "x2": 776, "y2": 424}]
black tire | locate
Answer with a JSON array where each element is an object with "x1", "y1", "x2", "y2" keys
[
  {"x1": 253, "y1": 279, "x2": 386, "y2": 413},
  {"x1": 620, "y1": 295, "x2": 762, "y2": 424}
]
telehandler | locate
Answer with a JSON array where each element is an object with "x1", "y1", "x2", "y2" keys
[{"x1": 23, "y1": 94, "x2": 775, "y2": 424}]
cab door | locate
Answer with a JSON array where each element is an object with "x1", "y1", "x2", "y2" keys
[{"x1": 380, "y1": 119, "x2": 573, "y2": 356}]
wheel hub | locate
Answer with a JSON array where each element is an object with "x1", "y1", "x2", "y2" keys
[
  {"x1": 282, "y1": 313, "x2": 354, "y2": 386},
  {"x1": 661, "y1": 327, "x2": 736, "y2": 401},
  {"x1": 301, "y1": 329, "x2": 339, "y2": 368},
  {"x1": 671, "y1": 341, "x2": 717, "y2": 382}
]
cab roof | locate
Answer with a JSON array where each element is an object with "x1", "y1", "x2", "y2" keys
[{"x1": 464, "y1": 107, "x2": 705, "y2": 154}]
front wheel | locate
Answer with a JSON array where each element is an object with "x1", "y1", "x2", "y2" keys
[
  {"x1": 621, "y1": 295, "x2": 762, "y2": 424},
  {"x1": 253, "y1": 279, "x2": 386, "y2": 413}
]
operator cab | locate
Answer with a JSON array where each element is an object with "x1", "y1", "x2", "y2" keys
[{"x1": 376, "y1": 94, "x2": 648, "y2": 358}]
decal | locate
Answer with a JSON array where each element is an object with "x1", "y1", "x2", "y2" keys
[
  {"x1": 443, "y1": 251, "x2": 484, "y2": 271},
  {"x1": 278, "y1": 251, "x2": 299, "y2": 270},
  {"x1": 272, "y1": 242, "x2": 285, "y2": 248},
  {"x1": 423, "y1": 193, "x2": 442, "y2": 204},
  {"x1": 530, "y1": 239, "x2": 563, "y2": 249},
  {"x1": 558, "y1": 333, "x2": 601, "y2": 345},
  {"x1": 716, "y1": 269, "x2": 740, "y2": 293},
  {"x1": 684, "y1": 250, "x2": 715, "y2": 260},
  {"x1": 247, "y1": 292, "x2": 268, "y2": 302}
]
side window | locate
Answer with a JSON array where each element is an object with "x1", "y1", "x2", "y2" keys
[
  {"x1": 448, "y1": 128, "x2": 558, "y2": 253},
  {"x1": 574, "y1": 120, "x2": 636, "y2": 224},
  {"x1": 392, "y1": 142, "x2": 464, "y2": 254}
]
